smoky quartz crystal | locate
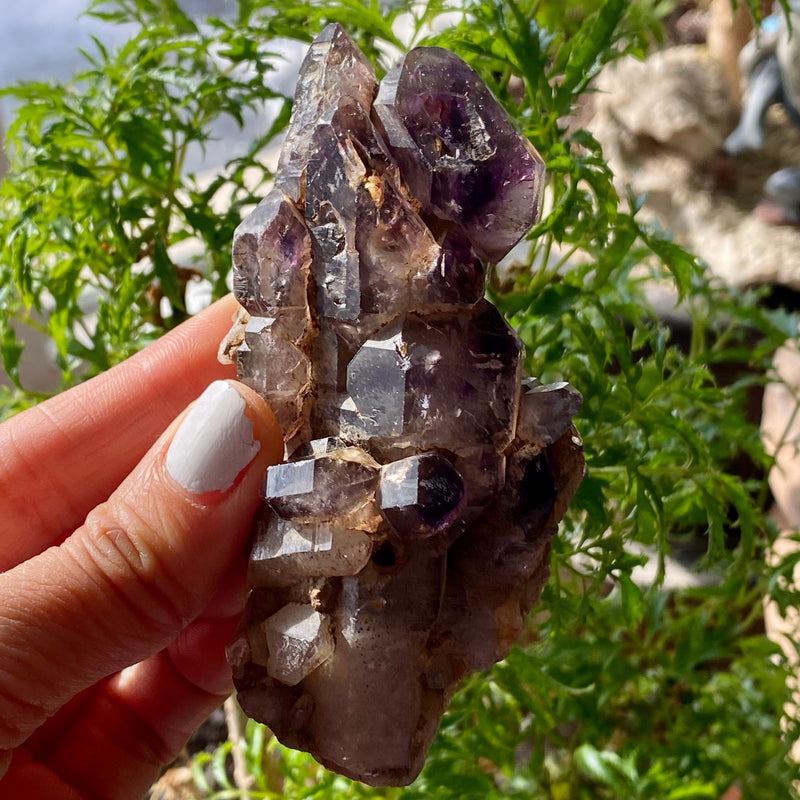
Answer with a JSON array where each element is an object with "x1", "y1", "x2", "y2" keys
[{"x1": 224, "y1": 24, "x2": 585, "y2": 786}]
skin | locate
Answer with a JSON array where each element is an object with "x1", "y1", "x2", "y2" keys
[{"x1": 0, "y1": 294, "x2": 284, "y2": 800}]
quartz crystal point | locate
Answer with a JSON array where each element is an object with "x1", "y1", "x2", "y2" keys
[
  {"x1": 373, "y1": 47, "x2": 547, "y2": 262},
  {"x1": 226, "y1": 24, "x2": 584, "y2": 787}
]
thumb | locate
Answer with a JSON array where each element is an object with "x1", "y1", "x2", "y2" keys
[{"x1": 0, "y1": 380, "x2": 283, "y2": 750}]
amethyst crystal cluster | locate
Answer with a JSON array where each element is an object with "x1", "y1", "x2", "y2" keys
[{"x1": 224, "y1": 24, "x2": 585, "y2": 786}]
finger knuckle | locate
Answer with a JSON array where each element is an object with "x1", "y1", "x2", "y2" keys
[{"x1": 69, "y1": 503, "x2": 192, "y2": 645}]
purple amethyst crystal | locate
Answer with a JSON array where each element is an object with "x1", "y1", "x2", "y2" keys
[
  {"x1": 378, "y1": 453, "x2": 466, "y2": 538},
  {"x1": 232, "y1": 190, "x2": 311, "y2": 316},
  {"x1": 344, "y1": 301, "x2": 523, "y2": 450},
  {"x1": 225, "y1": 24, "x2": 584, "y2": 787},
  {"x1": 372, "y1": 47, "x2": 547, "y2": 262}
]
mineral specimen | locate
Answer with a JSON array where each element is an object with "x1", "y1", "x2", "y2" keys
[{"x1": 225, "y1": 24, "x2": 584, "y2": 787}]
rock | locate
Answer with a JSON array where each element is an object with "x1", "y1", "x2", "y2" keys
[
  {"x1": 589, "y1": 45, "x2": 800, "y2": 291},
  {"x1": 593, "y1": 45, "x2": 736, "y2": 165},
  {"x1": 226, "y1": 25, "x2": 584, "y2": 786}
]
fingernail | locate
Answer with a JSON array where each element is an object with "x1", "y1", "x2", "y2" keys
[{"x1": 166, "y1": 381, "x2": 261, "y2": 494}]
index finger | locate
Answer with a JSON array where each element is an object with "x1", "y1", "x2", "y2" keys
[{"x1": 0, "y1": 294, "x2": 242, "y2": 571}]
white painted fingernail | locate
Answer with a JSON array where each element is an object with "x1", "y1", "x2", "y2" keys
[{"x1": 166, "y1": 381, "x2": 261, "y2": 494}]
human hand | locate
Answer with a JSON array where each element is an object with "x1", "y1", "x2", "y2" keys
[{"x1": 0, "y1": 294, "x2": 283, "y2": 799}]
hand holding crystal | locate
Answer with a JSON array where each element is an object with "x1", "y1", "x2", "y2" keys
[{"x1": 0, "y1": 294, "x2": 283, "y2": 800}]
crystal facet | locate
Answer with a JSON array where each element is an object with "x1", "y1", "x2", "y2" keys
[{"x1": 226, "y1": 24, "x2": 583, "y2": 787}]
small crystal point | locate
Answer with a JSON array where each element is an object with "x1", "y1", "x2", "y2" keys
[
  {"x1": 378, "y1": 453, "x2": 465, "y2": 537},
  {"x1": 345, "y1": 301, "x2": 523, "y2": 449},
  {"x1": 249, "y1": 514, "x2": 374, "y2": 586},
  {"x1": 276, "y1": 23, "x2": 378, "y2": 202},
  {"x1": 263, "y1": 449, "x2": 379, "y2": 522},
  {"x1": 264, "y1": 603, "x2": 335, "y2": 686},
  {"x1": 290, "y1": 436, "x2": 348, "y2": 458},
  {"x1": 232, "y1": 189, "x2": 312, "y2": 316},
  {"x1": 517, "y1": 380, "x2": 583, "y2": 446},
  {"x1": 236, "y1": 315, "x2": 311, "y2": 435}
]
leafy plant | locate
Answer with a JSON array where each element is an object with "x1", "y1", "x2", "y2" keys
[{"x1": 1, "y1": 1, "x2": 798, "y2": 798}]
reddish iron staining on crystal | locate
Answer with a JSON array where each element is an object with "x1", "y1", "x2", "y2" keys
[{"x1": 225, "y1": 24, "x2": 584, "y2": 787}]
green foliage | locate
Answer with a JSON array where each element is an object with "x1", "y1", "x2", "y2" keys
[
  {"x1": 0, "y1": 0, "x2": 292, "y2": 401},
  {"x1": 2, "y1": 0, "x2": 799, "y2": 798}
]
